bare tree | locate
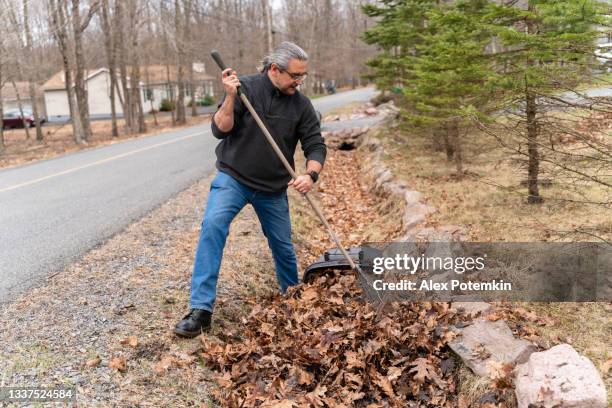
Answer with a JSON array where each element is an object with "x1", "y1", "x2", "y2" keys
[
  {"x1": 186, "y1": 4, "x2": 197, "y2": 118},
  {"x1": 9, "y1": 0, "x2": 378, "y2": 144},
  {"x1": 3, "y1": 0, "x2": 32, "y2": 139},
  {"x1": 0, "y1": 40, "x2": 5, "y2": 155},
  {"x1": 70, "y1": 0, "x2": 99, "y2": 142},
  {"x1": 173, "y1": 0, "x2": 191, "y2": 125},
  {"x1": 143, "y1": 3, "x2": 159, "y2": 125},
  {"x1": 127, "y1": 0, "x2": 146, "y2": 133},
  {"x1": 23, "y1": 0, "x2": 44, "y2": 141},
  {"x1": 49, "y1": 0, "x2": 85, "y2": 144},
  {"x1": 11, "y1": 81, "x2": 31, "y2": 140},
  {"x1": 100, "y1": 0, "x2": 119, "y2": 137},
  {"x1": 115, "y1": 0, "x2": 135, "y2": 134},
  {"x1": 261, "y1": 0, "x2": 273, "y2": 54}
]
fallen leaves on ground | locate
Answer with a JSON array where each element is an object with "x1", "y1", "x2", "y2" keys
[
  {"x1": 109, "y1": 355, "x2": 126, "y2": 372},
  {"x1": 601, "y1": 358, "x2": 612, "y2": 376},
  {"x1": 121, "y1": 335, "x2": 139, "y2": 347},
  {"x1": 153, "y1": 352, "x2": 198, "y2": 376},
  {"x1": 295, "y1": 150, "x2": 402, "y2": 266},
  {"x1": 201, "y1": 270, "x2": 467, "y2": 407},
  {"x1": 85, "y1": 357, "x2": 102, "y2": 368}
]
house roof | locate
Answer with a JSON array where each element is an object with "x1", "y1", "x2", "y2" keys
[
  {"x1": 141, "y1": 65, "x2": 215, "y2": 84},
  {"x1": 42, "y1": 65, "x2": 214, "y2": 92},
  {"x1": 1, "y1": 81, "x2": 42, "y2": 101},
  {"x1": 42, "y1": 68, "x2": 107, "y2": 91}
]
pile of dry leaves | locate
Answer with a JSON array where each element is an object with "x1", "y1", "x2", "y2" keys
[
  {"x1": 201, "y1": 269, "x2": 469, "y2": 407},
  {"x1": 293, "y1": 149, "x2": 402, "y2": 267}
]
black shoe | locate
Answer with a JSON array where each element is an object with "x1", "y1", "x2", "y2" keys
[{"x1": 173, "y1": 309, "x2": 212, "y2": 338}]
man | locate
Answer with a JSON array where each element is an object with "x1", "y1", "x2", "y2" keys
[{"x1": 174, "y1": 42, "x2": 326, "y2": 338}]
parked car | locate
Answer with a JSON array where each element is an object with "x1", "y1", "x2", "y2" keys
[{"x1": 2, "y1": 109, "x2": 46, "y2": 129}]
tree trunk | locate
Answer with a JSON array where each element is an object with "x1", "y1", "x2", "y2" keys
[
  {"x1": 144, "y1": 6, "x2": 158, "y2": 126},
  {"x1": 166, "y1": 64, "x2": 176, "y2": 126},
  {"x1": 11, "y1": 81, "x2": 31, "y2": 140},
  {"x1": 50, "y1": 0, "x2": 83, "y2": 144},
  {"x1": 175, "y1": 0, "x2": 187, "y2": 125},
  {"x1": 448, "y1": 119, "x2": 463, "y2": 176},
  {"x1": 109, "y1": 68, "x2": 119, "y2": 137},
  {"x1": 184, "y1": 0, "x2": 197, "y2": 117},
  {"x1": 65, "y1": 69, "x2": 84, "y2": 144},
  {"x1": 71, "y1": 0, "x2": 93, "y2": 142},
  {"x1": 115, "y1": 0, "x2": 133, "y2": 134},
  {"x1": 189, "y1": 65, "x2": 197, "y2": 117},
  {"x1": 443, "y1": 129, "x2": 454, "y2": 160},
  {"x1": 526, "y1": 6, "x2": 542, "y2": 204},
  {"x1": 100, "y1": 0, "x2": 119, "y2": 137},
  {"x1": 130, "y1": 62, "x2": 146, "y2": 133},
  {"x1": 261, "y1": 0, "x2": 273, "y2": 54},
  {"x1": 525, "y1": 87, "x2": 542, "y2": 203},
  {"x1": 23, "y1": 0, "x2": 43, "y2": 141},
  {"x1": 131, "y1": 64, "x2": 146, "y2": 133},
  {"x1": 0, "y1": 68, "x2": 4, "y2": 154},
  {"x1": 28, "y1": 82, "x2": 43, "y2": 141},
  {"x1": 127, "y1": 0, "x2": 146, "y2": 133}
]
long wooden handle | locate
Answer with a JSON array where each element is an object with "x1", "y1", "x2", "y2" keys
[{"x1": 238, "y1": 94, "x2": 358, "y2": 271}]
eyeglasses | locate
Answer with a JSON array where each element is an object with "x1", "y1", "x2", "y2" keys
[{"x1": 279, "y1": 68, "x2": 308, "y2": 81}]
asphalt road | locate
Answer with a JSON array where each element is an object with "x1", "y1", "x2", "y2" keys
[{"x1": 0, "y1": 87, "x2": 378, "y2": 302}]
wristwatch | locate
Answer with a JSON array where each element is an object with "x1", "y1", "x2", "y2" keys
[{"x1": 307, "y1": 170, "x2": 319, "y2": 183}]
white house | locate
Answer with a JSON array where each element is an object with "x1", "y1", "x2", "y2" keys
[
  {"x1": 140, "y1": 64, "x2": 216, "y2": 113},
  {"x1": 42, "y1": 65, "x2": 215, "y2": 122}
]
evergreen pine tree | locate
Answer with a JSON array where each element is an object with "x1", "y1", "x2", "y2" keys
[{"x1": 482, "y1": 0, "x2": 606, "y2": 202}]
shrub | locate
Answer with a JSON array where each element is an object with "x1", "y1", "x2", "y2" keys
[
  {"x1": 199, "y1": 95, "x2": 215, "y2": 106},
  {"x1": 160, "y1": 98, "x2": 175, "y2": 112}
]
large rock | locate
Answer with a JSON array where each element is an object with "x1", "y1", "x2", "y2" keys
[
  {"x1": 403, "y1": 203, "x2": 435, "y2": 231},
  {"x1": 404, "y1": 191, "x2": 422, "y2": 205},
  {"x1": 514, "y1": 344, "x2": 607, "y2": 408},
  {"x1": 381, "y1": 181, "x2": 407, "y2": 197},
  {"x1": 323, "y1": 127, "x2": 369, "y2": 150},
  {"x1": 410, "y1": 225, "x2": 466, "y2": 242},
  {"x1": 448, "y1": 319, "x2": 537, "y2": 377}
]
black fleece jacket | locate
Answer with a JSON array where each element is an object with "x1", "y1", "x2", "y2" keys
[{"x1": 211, "y1": 72, "x2": 326, "y2": 192}]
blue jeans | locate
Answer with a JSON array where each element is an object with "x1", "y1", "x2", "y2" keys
[{"x1": 189, "y1": 171, "x2": 298, "y2": 312}]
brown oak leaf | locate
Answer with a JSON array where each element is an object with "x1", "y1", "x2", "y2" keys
[{"x1": 109, "y1": 356, "x2": 126, "y2": 372}]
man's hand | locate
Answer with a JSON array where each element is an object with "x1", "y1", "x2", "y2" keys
[
  {"x1": 214, "y1": 68, "x2": 240, "y2": 132},
  {"x1": 222, "y1": 68, "x2": 240, "y2": 96},
  {"x1": 288, "y1": 174, "x2": 314, "y2": 194}
]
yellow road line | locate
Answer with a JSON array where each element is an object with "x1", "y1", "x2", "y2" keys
[{"x1": 0, "y1": 132, "x2": 203, "y2": 194}]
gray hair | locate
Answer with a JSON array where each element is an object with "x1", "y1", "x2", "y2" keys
[{"x1": 260, "y1": 42, "x2": 308, "y2": 73}]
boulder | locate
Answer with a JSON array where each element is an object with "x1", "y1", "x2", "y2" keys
[
  {"x1": 404, "y1": 191, "x2": 422, "y2": 205},
  {"x1": 514, "y1": 344, "x2": 607, "y2": 408},
  {"x1": 382, "y1": 181, "x2": 407, "y2": 197},
  {"x1": 448, "y1": 319, "x2": 537, "y2": 377},
  {"x1": 403, "y1": 203, "x2": 435, "y2": 231},
  {"x1": 410, "y1": 225, "x2": 466, "y2": 242}
]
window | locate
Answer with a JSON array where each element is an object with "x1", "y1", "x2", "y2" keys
[
  {"x1": 144, "y1": 88, "x2": 153, "y2": 101},
  {"x1": 165, "y1": 84, "x2": 175, "y2": 100}
]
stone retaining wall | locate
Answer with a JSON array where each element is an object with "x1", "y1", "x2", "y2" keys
[{"x1": 328, "y1": 101, "x2": 608, "y2": 408}]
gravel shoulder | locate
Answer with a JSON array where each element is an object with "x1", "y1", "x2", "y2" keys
[{"x1": 0, "y1": 172, "x2": 281, "y2": 406}]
